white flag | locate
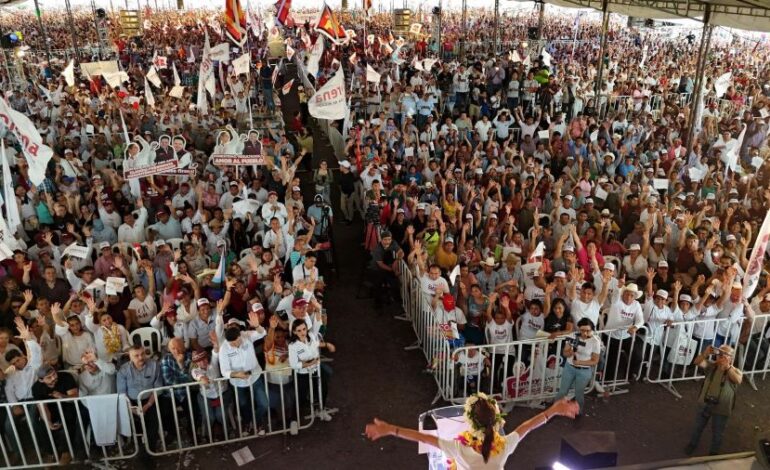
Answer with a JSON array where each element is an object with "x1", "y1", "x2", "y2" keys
[
  {"x1": 62, "y1": 59, "x2": 75, "y2": 87},
  {"x1": 187, "y1": 47, "x2": 195, "y2": 63},
  {"x1": 386, "y1": 74, "x2": 393, "y2": 93},
  {"x1": 509, "y1": 50, "x2": 522, "y2": 63},
  {"x1": 119, "y1": 109, "x2": 130, "y2": 145},
  {"x1": 744, "y1": 210, "x2": 770, "y2": 299},
  {"x1": 209, "y1": 43, "x2": 231, "y2": 62},
  {"x1": 286, "y1": 44, "x2": 295, "y2": 60},
  {"x1": 282, "y1": 79, "x2": 294, "y2": 95},
  {"x1": 146, "y1": 66, "x2": 162, "y2": 88},
  {"x1": 172, "y1": 62, "x2": 181, "y2": 86},
  {"x1": 308, "y1": 68, "x2": 347, "y2": 120},
  {"x1": 307, "y1": 37, "x2": 324, "y2": 78},
  {"x1": 169, "y1": 86, "x2": 185, "y2": 98},
  {"x1": 144, "y1": 78, "x2": 155, "y2": 108},
  {"x1": 232, "y1": 53, "x2": 250, "y2": 76},
  {"x1": 541, "y1": 49, "x2": 552, "y2": 67},
  {"x1": 366, "y1": 64, "x2": 381, "y2": 83},
  {"x1": 423, "y1": 59, "x2": 438, "y2": 71},
  {"x1": 0, "y1": 98, "x2": 54, "y2": 187},
  {"x1": 1, "y1": 141, "x2": 20, "y2": 236},
  {"x1": 714, "y1": 72, "x2": 732, "y2": 99},
  {"x1": 103, "y1": 71, "x2": 129, "y2": 88},
  {"x1": 0, "y1": 206, "x2": 18, "y2": 254},
  {"x1": 38, "y1": 84, "x2": 51, "y2": 102},
  {"x1": 197, "y1": 31, "x2": 213, "y2": 115}
]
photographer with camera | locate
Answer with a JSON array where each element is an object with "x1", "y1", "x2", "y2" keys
[
  {"x1": 685, "y1": 344, "x2": 742, "y2": 456},
  {"x1": 553, "y1": 318, "x2": 601, "y2": 416}
]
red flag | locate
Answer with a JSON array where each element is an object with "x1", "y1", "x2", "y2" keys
[
  {"x1": 363, "y1": 0, "x2": 372, "y2": 13},
  {"x1": 225, "y1": 0, "x2": 248, "y2": 47},
  {"x1": 315, "y1": 4, "x2": 347, "y2": 44},
  {"x1": 275, "y1": 0, "x2": 292, "y2": 26}
]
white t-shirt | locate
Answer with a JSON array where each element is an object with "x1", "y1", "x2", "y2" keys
[
  {"x1": 570, "y1": 298, "x2": 601, "y2": 327},
  {"x1": 518, "y1": 312, "x2": 544, "y2": 341},
  {"x1": 438, "y1": 432, "x2": 521, "y2": 470},
  {"x1": 455, "y1": 350, "x2": 486, "y2": 377},
  {"x1": 569, "y1": 334, "x2": 602, "y2": 366},
  {"x1": 485, "y1": 320, "x2": 514, "y2": 355},
  {"x1": 128, "y1": 296, "x2": 158, "y2": 325},
  {"x1": 605, "y1": 299, "x2": 644, "y2": 340},
  {"x1": 421, "y1": 275, "x2": 450, "y2": 297}
]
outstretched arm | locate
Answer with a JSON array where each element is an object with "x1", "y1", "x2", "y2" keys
[{"x1": 364, "y1": 419, "x2": 439, "y2": 448}]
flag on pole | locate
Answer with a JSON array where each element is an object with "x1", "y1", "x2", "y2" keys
[
  {"x1": 144, "y1": 78, "x2": 155, "y2": 108},
  {"x1": 172, "y1": 62, "x2": 181, "y2": 86},
  {"x1": 0, "y1": 98, "x2": 54, "y2": 187},
  {"x1": 119, "y1": 109, "x2": 130, "y2": 144},
  {"x1": 225, "y1": 0, "x2": 248, "y2": 47},
  {"x1": 365, "y1": 64, "x2": 380, "y2": 83},
  {"x1": 233, "y1": 53, "x2": 250, "y2": 76},
  {"x1": 62, "y1": 59, "x2": 75, "y2": 87},
  {"x1": 152, "y1": 54, "x2": 168, "y2": 69},
  {"x1": 212, "y1": 246, "x2": 227, "y2": 284},
  {"x1": 282, "y1": 79, "x2": 294, "y2": 95},
  {"x1": 286, "y1": 44, "x2": 295, "y2": 60},
  {"x1": 1, "y1": 141, "x2": 20, "y2": 236},
  {"x1": 315, "y1": 4, "x2": 347, "y2": 44},
  {"x1": 197, "y1": 31, "x2": 213, "y2": 115},
  {"x1": 308, "y1": 67, "x2": 347, "y2": 120},
  {"x1": 275, "y1": 0, "x2": 292, "y2": 26},
  {"x1": 714, "y1": 72, "x2": 732, "y2": 98},
  {"x1": 307, "y1": 37, "x2": 324, "y2": 77},
  {"x1": 744, "y1": 209, "x2": 770, "y2": 299},
  {"x1": 146, "y1": 66, "x2": 162, "y2": 88}
]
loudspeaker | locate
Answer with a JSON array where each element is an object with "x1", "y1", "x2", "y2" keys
[
  {"x1": 527, "y1": 27, "x2": 539, "y2": 40},
  {"x1": 560, "y1": 432, "x2": 618, "y2": 469}
]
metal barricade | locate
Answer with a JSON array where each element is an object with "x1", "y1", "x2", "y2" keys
[
  {"x1": 647, "y1": 317, "x2": 744, "y2": 398},
  {"x1": 736, "y1": 313, "x2": 770, "y2": 390},
  {"x1": 135, "y1": 367, "x2": 324, "y2": 456},
  {"x1": 0, "y1": 394, "x2": 138, "y2": 468},
  {"x1": 445, "y1": 326, "x2": 645, "y2": 408}
]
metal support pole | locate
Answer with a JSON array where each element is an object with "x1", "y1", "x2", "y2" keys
[
  {"x1": 437, "y1": 0, "x2": 442, "y2": 58},
  {"x1": 493, "y1": 0, "x2": 500, "y2": 54},
  {"x1": 33, "y1": 0, "x2": 51, "y2": 66},
  {"x1": 64, "y1": 0, "x2": 80, "y2": 62},
  {"x1": 460, "y1": 0, "x2": 467, "y2": 60},
  {"x1": 91, "y1": 0, "x2": 103, "y2": 61},
  {"x1": 685, "y1": 5, "x2": 713, "y2": 160},
  {"x1": 594, "y1": 0, "x2": 609, "y2": 99},
  {"x1": 537, "y1": 1, "x2": 545, "y2": 40}
]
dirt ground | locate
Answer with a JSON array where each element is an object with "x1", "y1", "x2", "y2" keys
[{"x1": 128, "y1": 216, "x2": 770, "y2": 470}]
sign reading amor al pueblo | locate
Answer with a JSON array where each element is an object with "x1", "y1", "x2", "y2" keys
[{"x1": 211, "y1": 154, "x2": 266, "y2": 166}]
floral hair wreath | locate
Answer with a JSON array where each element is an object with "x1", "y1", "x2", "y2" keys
[{"x1": 462, "y1": 393, "x2": 505, "y2": 438}]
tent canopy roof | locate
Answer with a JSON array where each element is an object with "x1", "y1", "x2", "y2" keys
[{"x1": 542, "y1": 0, "x2": 770, "y2": 32}]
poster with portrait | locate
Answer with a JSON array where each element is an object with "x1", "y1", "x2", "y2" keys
[{"x1": 211, "y1": 128, "x2": 266, "y2": 167}]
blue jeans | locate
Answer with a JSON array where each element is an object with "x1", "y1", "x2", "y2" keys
[
  {"x1": 234, "y1": 376, "x2": 269, "y2": 427},
  {"x1": 555, "y1": 362, "x2": 592, "y2": 413},
  {"x1": 262, "y1": 88, "x2": 275, "y2": 110},
  {"x1": 689, "y1": 405, "x2": 729, "y2": 454},
  {"x1": 713, "y1": 333, "x2": 735, "y2": 349}
]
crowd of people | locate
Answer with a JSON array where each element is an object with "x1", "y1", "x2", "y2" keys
[{"x1": 0, "y1": 1, "x2": 767, "y2": 465}]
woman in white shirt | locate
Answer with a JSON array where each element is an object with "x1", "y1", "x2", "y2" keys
[
  {"x1": 218, "y1": 313, "x2": 268, "y2": 434},
  {"x1": 554, "y1": 318, "x2": 602, "y2": 415},
  {"x1": 150, "y1": 308, "x2": 188, "y2": 349},
  {"x1": 288, "y1": 317, "x2": 335, "y2": 421},
  {"x1": 365, "y1": 393, "x2": 578, "y2": 470}
]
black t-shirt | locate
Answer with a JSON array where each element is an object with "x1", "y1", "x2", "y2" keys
[
  {"x1": 32, "y1": 373, "x2": 78, "y2": 423},
  {"x1": 544, "y1": 312, "x2": 572, "y2": 333}
]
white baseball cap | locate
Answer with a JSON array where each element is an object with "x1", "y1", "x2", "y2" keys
[
  {"x1": 655, "y1": 289, "x2": 668, "y2": 299},
  {"x1": 629, "y1": 243, "x2": 641, "y2": 251}
]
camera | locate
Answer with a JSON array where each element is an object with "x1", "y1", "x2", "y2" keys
[{"x1": 570, "y1": 332, "x2": 585, "y2": 350}]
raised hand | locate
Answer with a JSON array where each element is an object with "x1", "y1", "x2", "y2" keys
[{"x1": 248, "y1": 311, "x2": 262, "y2": 329}]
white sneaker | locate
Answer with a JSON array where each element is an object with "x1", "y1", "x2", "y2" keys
[
  {"x1": 289, "y1": 420, "x2": 299, "y2": 435},
  {"x1": 594, "y1": 382, "x2": 606, "y2": 394}
]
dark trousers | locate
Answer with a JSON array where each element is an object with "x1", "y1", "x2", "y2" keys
[
  {"x1": 689, "y1": 405, "x2": 729, "y2": 454},
  {"x1": 297, "y1": 365, "x2": 331, "y2": 410}
]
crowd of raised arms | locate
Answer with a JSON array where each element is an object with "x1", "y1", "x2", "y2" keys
[{"x1": 0, "y1": 2, "x2": 768, "y2": 465}]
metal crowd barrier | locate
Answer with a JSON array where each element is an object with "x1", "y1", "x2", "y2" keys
[
  {"x1": 0, "y1": 393, "x2": 138, "y2": 468},
  {"x1": 399, "y1": 260, "x2": 454, "y2": 405},
  {"x1": 135, "y1": 366, "x2": 324, "y2": 456}
]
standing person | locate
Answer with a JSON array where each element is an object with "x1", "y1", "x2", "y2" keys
[
  {"x1": 365, "y1": 394, "x2": 579, "y2": 469},
  {"x1": 554, "y1": 318, "x2": 601, "y2": 416},
  {"x1": 288, "y1": 315, "x2": 335, "y2": 421},
  {"x1": 685, "y1": 345, "x2": 742, "y2": 456}
]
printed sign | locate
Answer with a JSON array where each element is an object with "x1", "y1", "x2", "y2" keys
[
  {"x1": 124, "y1": 160, "x2": 179, "y2": 179},
  {"x1": 211, "y1": 154, "x2": 266, "y2": 166}
]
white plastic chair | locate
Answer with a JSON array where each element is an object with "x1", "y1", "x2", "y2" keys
[
  {"x1": 165, "y1": 238, "x2": 185, "y2": 251},
  {"x1": 240, "y1": 248, "x2": 252, "y2": 259},
  {"x1": 130, "y1": 327, "x2": 162, "y2": 358}
]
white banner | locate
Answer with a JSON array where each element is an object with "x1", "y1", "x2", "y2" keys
[
  {"x1": 80, "y1": 60, "x2": 119, "y2": 78},
  {"x1": 197, "y1": 31, "x2": 213, "y2": 115},
  {"x1": 743, "y1": 206, "x2": 770, "y2": 299},
  {"x1": 0, "y1": 98, "x2": 54, "y2": 187},
  {"x1": 103, "y1": 71, "x2": 129, "y2": 88},
  {"x1": 172, "y1": 62, "x2": 181, "y2": 86},
  {"x1": 169, "y1": 85, "x2": 185, "y2": 98},
  {"x1": 62, "y1": 244, "x2": 89, "y2": 259},
  {"x1": 308, "y1": 68, "x2": 347, "y2": 120},
  {"x1": 366, "y1": 64, "x2": 381, "y2": 83},
  {"x1": 232, "y1": 53, "x2": 250, "y2": 76},
  {"x1": 144, "y1": 78, "x2": 155, "y2": 108},
  {"x1": 1, "y1": 141, "x2": 19, "y2": 235}
]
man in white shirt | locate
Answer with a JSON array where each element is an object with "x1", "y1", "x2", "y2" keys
[
  {"x1": 568, "y1": 270, "x2": 609, "y2": 326},
  {"x1": 292, "y1": 252, "x2": 319, "y2": 284},
  {"x1": 78, "y1": 348, "x2": 117, "y2": 396},
  {"x1": 603, "y1": 283, "x2": 645, "y2": 380},
  {"x1": 117, "y1": 201, "x2": 148, "y2": 244},
  {"x1": 420, "y1": 263, "x2": 450, "y2": 297},
  {"x1": 4, "y1": 319, "x2": 42, "y2": 405},
  {"x1": 260, "y1": 191, "x2": 288, "y2": 226}
]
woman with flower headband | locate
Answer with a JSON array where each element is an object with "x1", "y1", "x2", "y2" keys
[{"x1": 365, "y1": 394, "x2": 579, "y2": 469}]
